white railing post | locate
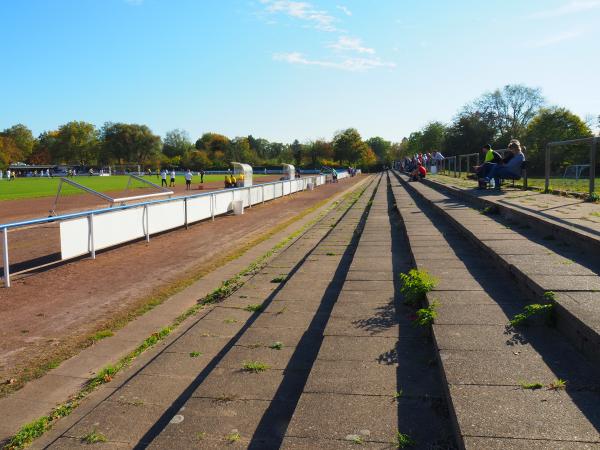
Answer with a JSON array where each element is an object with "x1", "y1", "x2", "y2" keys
[
  {"x1": 262, "y1": 184, "x2": 265, "y2": 204},
  {"x1": 88, "y1": 214, "x2": 96, "y2": 259},
  {"x1": 2, "y1": 228, "x2": 9, "y2": 288},
  {"x1": 144, "y1": 205, "x2": 150, "y2": 242},
  {"x1": 184, "y1": 197, "x2": 189, "y2": 229},
  {"x1": 211, "y1": 193, "x2": 215, "y2": 221},
  {"x1": 248, "y1": 187, "x2": 252, "y2": 208}
]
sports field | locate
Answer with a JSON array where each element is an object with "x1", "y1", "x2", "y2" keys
[{"x1": 0, "y1": 174, "x2": 270, "y2": 201}]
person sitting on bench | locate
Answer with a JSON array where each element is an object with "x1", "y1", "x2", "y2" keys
[
  {"x1": 474, "y1": 144, "x2": 502, "y2": 187},
  {"x1": 482, "y1": 139, "x2": 525, "y2": 190}
]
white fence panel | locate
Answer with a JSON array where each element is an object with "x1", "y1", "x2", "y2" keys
[
  {"x1": 214, "y1": 191, "x2": 232, "y2": 215},
  {"x1": 57, "y1": 173, "x2": 346, "y2": 266},
  {"x1": 187, "y1": 195, "x2": 212, "y2": 223},
  {"x1": 263, "y1": 184, "x2": 275, "y2": 201},
  {"x1": 148, "y1": 200, "x2": 186, "y2": 234},
  {"x1": 250, "y1": 186, "x2": 262, "y2": 205},
  {"x1": 60, "y1": 217, "x2": 90, "y2": 259}
]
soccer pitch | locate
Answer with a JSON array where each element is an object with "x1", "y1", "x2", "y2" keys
[{"x1": 0, "y1": 174, "x2": 269, "y2": 201}]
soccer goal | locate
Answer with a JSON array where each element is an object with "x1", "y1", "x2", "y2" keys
[{"x1": 49, "y1": 174, "x2": 174, "y2": 216}]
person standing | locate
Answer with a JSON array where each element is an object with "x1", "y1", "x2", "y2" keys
[
  {"x1": 6, "y1": 169, "x2": 11, "y2": 181},
  {"x1": 185, "y1": 169, "x2": 192, "y2": 190},
  {"x1": 170, "y1": 169, "x2": 176, "y2": 187},
  {"x1": 199, "y1": 168, "x2": 205, "y2": 184},
  {"x1": 161, "y1": 169, "x2": 168, "y2": 187}
]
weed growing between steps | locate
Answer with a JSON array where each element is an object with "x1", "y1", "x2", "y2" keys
[
  {"x1": 509, "y1": 292, "x2": 555, "y2": 327},
  {"x1": 399, "y1": 269, "x2": 437, "y2": 306},
  {"x1": 413, "y1": 301, "x2": 439, "y2": 327},
  {"x1": 3, "y1": 181, "x2": 374, "y2": 450}
]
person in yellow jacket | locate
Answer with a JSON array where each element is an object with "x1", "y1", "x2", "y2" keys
[
  {"x1": 224, "y1": 174, "x2": 231, "y2": 188},
  {"x1": 238, "y1": 173, "x2": 244, "y2": 186},
  {"x1": 231, "y1": 175, "x2": 237, "y2": 188}
]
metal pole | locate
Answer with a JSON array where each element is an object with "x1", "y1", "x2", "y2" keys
[
  {"x1": 88, "y1": 214, "x2": 96, "y2": 259},
  {"x1": 545, "y1": 143, "x2": 551, "y2": 192},
  {"x1": 184, "y1": 198, "x2": 188, "y2": 229},
  {"x1": 2, "y1": 228, "x2": 9, "y2": 288},
  {"x1": 211, "y1": 193, "x2": 215, "y2": 221},
  {"x1": 590, "y1": 138, "x2": 597, "y2": 196},
  {"x1": 144, "y1": 205, "x2": 150, "y2": 242}
]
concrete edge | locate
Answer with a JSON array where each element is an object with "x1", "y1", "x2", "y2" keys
[{"x1": 422, "y1": 176, "x2": 600, "y2": 256}]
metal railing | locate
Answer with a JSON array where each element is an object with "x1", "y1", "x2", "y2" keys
[
  {"x1": 1, "y1": 173, "x2": 339, "y2": 287},
  {"x1": 545, "y1": 137, "x2": 598, "y2": 196}
]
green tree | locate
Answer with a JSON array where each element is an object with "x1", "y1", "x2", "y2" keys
[
  {"x1": 444, "y1": 112, "x2": 496, "y2": 156},
  {"x1": 405, "y1": 131, "x2": 423, "y2": 156},
  {"x1": 0, "y1": 124, "x2": 36, "y2": 160},
  {"x1": 55, "y1": 121, "x2": 99, "y2": 165},
  {"x1": 0, "y1": 136, "x2": 22, "y2": 168},
  {"x1": 195, "y1": 133, "x2": 230, "y2": 154},
  {"x1": 524, "y1": 107, "x2": 593, "y2": 175},
  {"x1": 333, "y1": 128, "x2": 365, "y2": 164},
  {"x1": 366, "y1": 136, "x2": 391, "y2": 163},
  {"x1": 291, "y1": 139, "x2": 303, "y2": 167},
  {"x1": 163, "y1": 129, "x2": 192, "y2": 158},
  {"x1": 468, "y1": 84, "x2": 545, "y2": 140},
  {"x1": 420, "y1": 122, "x2": 446, "y2": 153},
  {"x1": 307, "y1": 140, "x2": 333, "y2": 167},
  {"x1": 101, "y1": 123, "x2": 161, "y2": 166}
]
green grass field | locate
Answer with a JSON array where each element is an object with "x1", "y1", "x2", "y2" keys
[
  {"x1": 433, "y1": 171, "x2": 600, "y2": 195},
  {"x1": 0, "y1": 174, "x2": 268, "y2": 201}
]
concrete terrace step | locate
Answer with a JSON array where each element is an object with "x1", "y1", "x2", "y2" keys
[
  {"x1": 422, "y1": 175, "x2": 600, "y2": 256},
  {"x1": 35, "y1": 175, "x2": 382, "y2": 449},
  {"x1": 389, "y1": 172, "x2": 600, "y2": 449},
  {"x1": 282, "y1": 172, "x2": 454, "y2": 449},
  {"x1": 394, "y1": 170, "x2": 600, "y2": 366}
]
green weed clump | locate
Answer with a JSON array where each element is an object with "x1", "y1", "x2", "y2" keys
[
  {"x1": 509, "y1": 303, "x2": 553, "y2": 327},
  {"x1": 399, "y1": 269, "x2": 437, "y2": 306},
  {"x1": 414, "y1": 301, "x2": 439, "y2": 327},
  {"x1": 519, "y1": 381, "x2": 543, "y2": 390},
  {"x1": 241, "y1": 361, "x2": 270, "y2": 373},
  {"x1": 395, "y1": 431, "x2": 415, "y2": 448},
  {"x1": 244, "y1": 304, "x2": 263, "y2": 312},
  {"x1": 81, "y1": 428, "x2": 107, "y2": 444}
]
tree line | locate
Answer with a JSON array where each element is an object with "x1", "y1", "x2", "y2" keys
[
  {"x1": 2, "y1": 84, "x2": 595, "y2": 174},
  {"x1": 0, "y1": 122, "x2": 390, "y2": 171},
  {"x1": 398, "y1": 84, "x2": 598, "y2": 174}
]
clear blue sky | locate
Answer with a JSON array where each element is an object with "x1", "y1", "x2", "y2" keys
[{"x1": 1, "y1": 0, "x2": 599, "y2": 142}]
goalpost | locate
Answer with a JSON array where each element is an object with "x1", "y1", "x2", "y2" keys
[{"x1": 49, "y1": 174, "x2": 174, "y2": 216}]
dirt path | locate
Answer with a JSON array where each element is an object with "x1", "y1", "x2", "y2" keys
[
  {"x1": 0, "y1": 176, "x2": 281, "y2": 224},
  {"x1": 0, "y1": 176, "x2": 363, "y2": 391}
]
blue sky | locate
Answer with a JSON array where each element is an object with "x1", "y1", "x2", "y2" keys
[{"x1": 1, "y1": 0, "x2": 599, "y2": 142}]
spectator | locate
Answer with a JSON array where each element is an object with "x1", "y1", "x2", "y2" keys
[
  {"x1": 185, "y1": 169, "x2": 192, "y2": 190},
  {"x1": 409, "y1": 162, "x2": 427, "y2": 181},
  {"x1": 474, "y1": 144, "x2": 502, "y2": 187},
  {"x1": 482, "y1": 139, "x2": 525, "y2": 190}
]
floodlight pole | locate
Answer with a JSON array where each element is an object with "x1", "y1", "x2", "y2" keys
[{"x1": 545, "y1": 144, "x2": 551, "y2": 193}]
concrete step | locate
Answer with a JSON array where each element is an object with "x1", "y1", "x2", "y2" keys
[
  {"x1": 33, "y1": 176, "x2": 381, "y2": 449},
  {"x1": 393, "y1": 170, "x2": 600, "y2": 366},
  {"x1": 389, "y1": 172, "x2": 600, "y2": 450},
  {"x1": 421, "y1": 175, "x2": 600, "y2": 256},
  {"x1": 283, "y1": 172, "x2": 455, "y2": 449}
]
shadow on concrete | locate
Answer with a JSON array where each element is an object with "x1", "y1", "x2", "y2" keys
[
  {"x1": 246, "y1": 177, "x2": 380, "y2": 449},
  {"x1": 393, "y1": 170, "x2": 600, "y2": 434}
]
